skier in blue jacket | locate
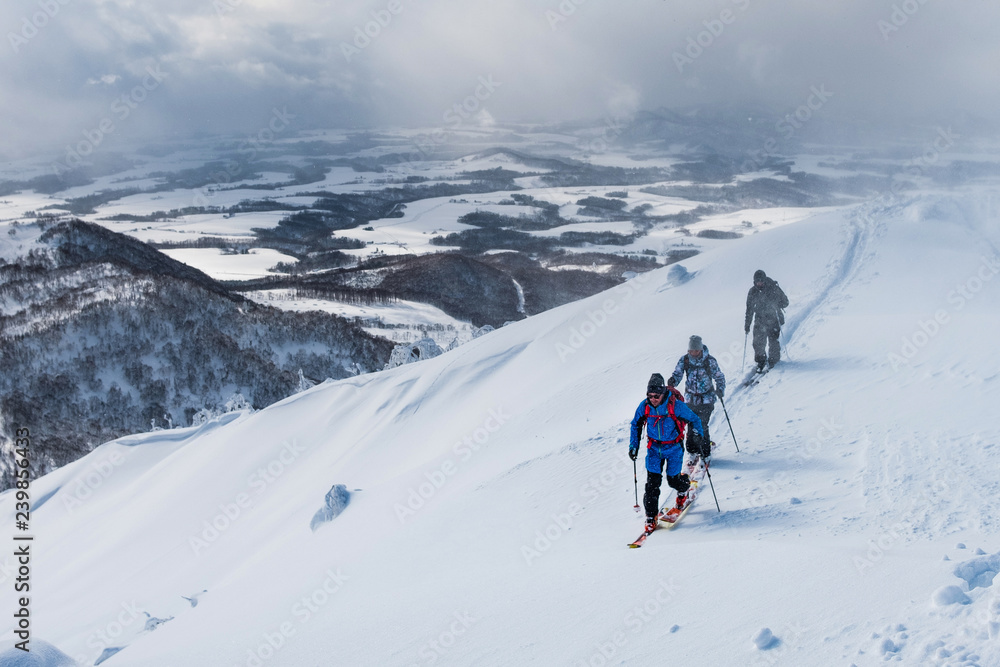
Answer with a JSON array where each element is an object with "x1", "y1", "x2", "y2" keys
[{"x1": 629, "y1": 373, "x2": 704, "y2": 531}]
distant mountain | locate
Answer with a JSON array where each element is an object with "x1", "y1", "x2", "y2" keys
[
  {"x1": 0, "y1": 219, "x2": 392, "y2": 489},
  {"x1": 620, "y1": 105, "x2": 791, "y2": 155},
  {"x1": 462, "y1": 147, "x2": 578, "y2": 172}
]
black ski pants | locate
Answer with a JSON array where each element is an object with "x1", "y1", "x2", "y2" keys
[
  {"x1": 686, "y1": 403, "x2": 714, "y2": 459},
  {"x1": 643, "y1": 471, "x2": 691, "y2": 518},
  {"x1": 752, "y1": 321, "x2": 781, "y2": 366}
]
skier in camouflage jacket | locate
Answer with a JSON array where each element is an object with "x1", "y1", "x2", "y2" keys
[{"x1": 668, "y1": 335, "x2": 725, "y2": 463}]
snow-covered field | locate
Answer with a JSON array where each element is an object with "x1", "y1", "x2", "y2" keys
[
  {"x1": 3, "y1": 189, "x2": 999, "y2": 666},
  {"x1": 100, "y1": 211, "x2": 290, "y2": 244},
  {"x1": 159, "y1": 248, "x2": 297, "y2": 280},
  {"x1": 0, "y1": 127, "x2": 849, "y2": 276},
  {"x1": 247, "y1": 289, "x2": 477, "y2": 347}
]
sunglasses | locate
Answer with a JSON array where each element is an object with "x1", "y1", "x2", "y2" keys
[{"x1": 647, "y1": 391, "x2": 665, "y2": 399}]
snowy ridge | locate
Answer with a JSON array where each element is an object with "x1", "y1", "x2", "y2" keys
[{"x1": 2, "y1": 193, "x2": 999, "y2": 665}]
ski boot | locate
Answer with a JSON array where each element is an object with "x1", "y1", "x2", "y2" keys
[{"x1": 674, "y1": 492, "x2": 688, "y2": 510}]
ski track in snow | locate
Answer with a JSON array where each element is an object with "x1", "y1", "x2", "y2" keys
[{"x1": 782, "y1": 200, "x2": 883, "y2": 344}]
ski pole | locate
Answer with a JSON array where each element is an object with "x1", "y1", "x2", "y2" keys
[
  {"x1": 633, "y1": 458, "x2": 640, "y2": 513},
  {"x1": 703, "y1": 463, "x2": 721, "y2": 512},
  {"x1": 780, "y1": 330, "x2": 792, "y2": 362},
  {"x1": 741, "y1": 333, "x2": 748, "y2": 373},
  {"x1": 718, "y1": 395, "x2": 741, "y2": 453}
]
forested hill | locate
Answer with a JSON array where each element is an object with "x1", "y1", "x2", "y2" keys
[{"x1": 0, "y1": 219, "x2": 392, "y2": 489}]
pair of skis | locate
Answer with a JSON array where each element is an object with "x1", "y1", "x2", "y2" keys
[
  {"x1": 739, "y1": 365, "x2": 771, "y2": 388},
  {"x1": 628, "y1": 456, "x2": 708, "y2": 548}
]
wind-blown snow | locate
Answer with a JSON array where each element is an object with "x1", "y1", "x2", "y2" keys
[{"x1": 2, "y1": 193, "x2": 999, "y2": 666}]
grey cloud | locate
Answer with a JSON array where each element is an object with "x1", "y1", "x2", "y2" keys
[{"x1": 1, "y1": 0, "x2": 998, "y2": 159}]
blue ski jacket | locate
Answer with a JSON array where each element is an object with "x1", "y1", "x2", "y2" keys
[{"x1": 629, "y1": 396, "x2": 703, "y2": 452}]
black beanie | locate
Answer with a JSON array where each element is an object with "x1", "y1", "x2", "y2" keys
[
  {"x1": 754, "y1": 269, "x2": 767, "y2": 282},
  {"x1": 647, "y1": 373, "x2": 666, "y2": 393}
]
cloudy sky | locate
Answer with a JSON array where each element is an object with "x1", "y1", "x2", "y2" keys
[{"x1": 2, "y1": 0, "x2": 999, "y2": 158}]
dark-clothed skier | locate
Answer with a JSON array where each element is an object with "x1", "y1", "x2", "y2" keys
[
  {"x1": 668, "y1": 335, "x2": 725, "y2": 465},
  {"x1": 629, "y1": 373, "x2": 704, "y2": 531},
  {"x1": 744, "y1": 269, "x2": 789, "y2": 371}
]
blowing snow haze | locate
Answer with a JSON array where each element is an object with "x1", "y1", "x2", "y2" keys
[{"x1": 2, "y1": 0, "x2": 1000, "y2": 157}]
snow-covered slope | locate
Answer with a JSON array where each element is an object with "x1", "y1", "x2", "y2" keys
[{"x1": 2, "y1": 193, "x2": 999, "y2": 666}]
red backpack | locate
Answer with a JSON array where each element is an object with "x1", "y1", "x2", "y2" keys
[{"x1": 643, "y1": 387, "x2": 687, "y2": 446}]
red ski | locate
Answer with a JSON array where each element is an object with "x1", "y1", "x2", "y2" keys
[
  {"x1": 627, "y1": 508, "x2": 671, "y2": 548},
  {"x1": 627, "y1": 460, "x2": 709, "y2": 547},
  {"x1": 659, "y1": 480, "x2": 698, "y2": 527}
]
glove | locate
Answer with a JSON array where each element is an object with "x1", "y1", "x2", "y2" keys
[
  {"x1": 667, "y1": 376, "x2": 677, "y2": 387},
  {"x1": 716, "y1": 387, "x2": 725, "y2": 399},
  {"x1": 628, "y1": 447, "x2": 638, "y2": 461},
  {"x1": 745, "y1": 326, "x2": 750, "y2": 335}
]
